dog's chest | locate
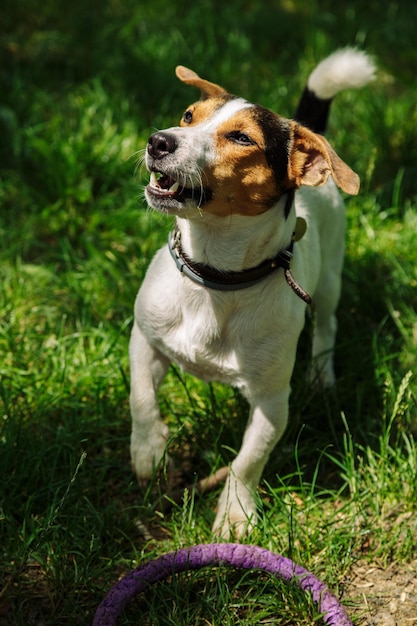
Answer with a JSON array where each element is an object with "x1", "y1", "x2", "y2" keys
[
  {"x1": 150, "y1": 290, "x2": 248, "y2": 383},
  {"x1": 137, "y1": 266, "x2": 276, "y2": 386},
  {"x1": 136, "y1": 243, "x2": 308, "y2": 391}
]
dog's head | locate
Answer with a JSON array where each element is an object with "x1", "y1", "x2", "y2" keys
[{"x1": 145, "y1": 66, "x2": 359, "y2": 217}]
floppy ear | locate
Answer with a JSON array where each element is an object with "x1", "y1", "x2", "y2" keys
[
  {"x1": 175, "y1": 66, "x2": 227, "y2": 99},
  {"x1": 288, "y1": 123, "x2": 360, "y2": 195}
]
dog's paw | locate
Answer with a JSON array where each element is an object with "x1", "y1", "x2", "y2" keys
[
  {"x1": 212, "y1": 477, "x2": 257, "y2": 540},
  {"x1": 212, "y1": 511, "x2": 256, "y2": 541},
  {"x1": 130, "y1": 422, "x2": 169, "y2": 482}
]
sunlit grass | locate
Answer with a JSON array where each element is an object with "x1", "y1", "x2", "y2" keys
[{"x1": 1, "y1": 1, "x2": 416, "y2": 624}]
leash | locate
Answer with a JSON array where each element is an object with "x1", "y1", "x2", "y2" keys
[
  {"x1": 168, "y1": 225, "x2": 311, "y2": 303},
  {"x1": 93, "y1": 543, "x2": 352, "y2": 625}
]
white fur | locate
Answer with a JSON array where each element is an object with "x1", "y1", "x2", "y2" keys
[
  {"x1": 203, "y1": 97, "x2": 253, "y2": 127},
  {"x1": 129, "y1": 50, "x2": 373, "y2": 538},
  {"x1": 308, "y1": 47, "x2": 375, "y2": 99},
  {"x1": 130, "y1": 179, "x2": 343, "y2": 538}
]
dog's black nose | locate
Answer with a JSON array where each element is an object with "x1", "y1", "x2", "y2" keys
[{"x1": 148, "y1": 132, "x2": 177, "y2": 159}]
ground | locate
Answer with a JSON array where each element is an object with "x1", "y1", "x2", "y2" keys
[{"x1": 347, "y1": 559, "x2": 417, "y2": 625}]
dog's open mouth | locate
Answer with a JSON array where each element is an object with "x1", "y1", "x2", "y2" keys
[
  {"x1": 148, "y1": 172, "x2": 181, "y2": 197},
  {"x1": 146, "y1": 171, "x2": 212, "y2": 209}
]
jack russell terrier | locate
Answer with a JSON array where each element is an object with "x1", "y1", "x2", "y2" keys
[{"x1": 129, "y1": 49, "x2": 375, "y2": 538}]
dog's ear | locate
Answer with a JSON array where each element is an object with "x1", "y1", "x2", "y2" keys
[
  {"x1": 175, "y1": 66, "x2": 227, "y2": 99},
  {"x1": 288, "y1": 123, "x2": 360, "y2": 195}
]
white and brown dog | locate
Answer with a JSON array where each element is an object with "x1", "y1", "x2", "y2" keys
[{"x1": 129, "y1": 49, "x2": 375, "y2": 538}]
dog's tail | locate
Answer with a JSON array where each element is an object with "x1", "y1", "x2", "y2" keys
[{"x1": 294, "y1": 48, "x2": 375, "y2": 134}]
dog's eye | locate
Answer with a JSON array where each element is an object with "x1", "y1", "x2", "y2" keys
[
  {"x1": 225, "y1": 131, "x2": 256, "y2": 146},
  {"x1": 183, "y1": 109, "x2": 193, "y2": 124}
]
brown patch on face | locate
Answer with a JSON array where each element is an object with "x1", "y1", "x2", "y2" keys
[
  {"x1": 179, "y1": 96, "x2": 234, "y2": 127},
  {"x1": 174, "y1": 67, "x2": 292, "y2": 217},
  {"x1": 201, "y1": 109, "x2": 286, "y2": 217}
]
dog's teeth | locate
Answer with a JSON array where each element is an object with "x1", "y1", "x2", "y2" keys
[
  {"x1": 150, "y1": 171, "x2": 160, "y2": 187},
  {"x1": 169, "y1": 181, "x2": 179, "y2": 193}
]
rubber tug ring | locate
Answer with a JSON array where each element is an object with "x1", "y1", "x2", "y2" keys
[{"x1": 93, "y1": 543, "x2": 352, "y2": 625}]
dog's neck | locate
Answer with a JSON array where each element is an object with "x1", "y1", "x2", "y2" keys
[{"x1": 175, "y1": 193, "x2": 296, "y2": 273}]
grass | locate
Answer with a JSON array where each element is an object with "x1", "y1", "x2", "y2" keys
[{"x1": 1, "y1": 0, "x2": 417, "y2": 624}]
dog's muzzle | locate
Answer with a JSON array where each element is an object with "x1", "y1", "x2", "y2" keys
[{"x1": 145, "y1": 131, "x2": 212, "y2": 211}]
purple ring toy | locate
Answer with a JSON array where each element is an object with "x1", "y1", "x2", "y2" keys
[{"x1": 93, "y1": 543, "x2": 352, "y2": 626}]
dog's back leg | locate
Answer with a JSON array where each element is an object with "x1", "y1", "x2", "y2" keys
[
  {"x1": 311, "y1": 294, "x2": 339, "y2": 387},
  {"x1": 311, "y1": 221, "x2": 345, "y2": 387}
]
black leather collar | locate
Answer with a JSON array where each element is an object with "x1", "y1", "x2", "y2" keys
[
  {"x1": 167, "y1": 219, "x2": 311, "y2": 303},
  {"x1": 169, "y1": 227, "x2": 297, "y2": 290}
]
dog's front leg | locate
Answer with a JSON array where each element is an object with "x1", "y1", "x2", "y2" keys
[
  {"x1": 129, "y1": 322, "x2": 170, "y2": 482},
  {"x1": 213, "y1": 388, "x2": 290, "y2": 539}
]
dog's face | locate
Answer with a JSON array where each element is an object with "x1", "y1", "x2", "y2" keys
[{"x1": 145, "y1": 66, "x2": 359, "y2": 218}]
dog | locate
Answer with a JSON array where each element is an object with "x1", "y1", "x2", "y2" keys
[{"x1": 129, "y1": 48, "x2": 375, "y2": 538}]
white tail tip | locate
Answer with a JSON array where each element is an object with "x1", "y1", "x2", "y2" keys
[{"x1": 308, "y1": 48, "x2": 376, "y2": 100}]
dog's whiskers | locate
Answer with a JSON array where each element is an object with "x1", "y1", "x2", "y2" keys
[
  {"x1": 195, "y1": 167, "x2": 206, "y2": 207},
  {"x1": 130, "y1": 148, "x2": 147, "y2": 177}
]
